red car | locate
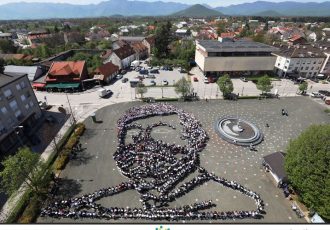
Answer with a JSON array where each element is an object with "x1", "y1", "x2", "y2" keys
[{"x1": 193, "y1": 77, "x2": 198, "y2": 82}]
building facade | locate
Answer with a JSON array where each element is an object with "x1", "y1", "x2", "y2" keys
[
  {"x1": 195, "y1": 40, "x2": 278, "y2": 76},
  {"x1": 273, "y1": 45, "x2": 326, "y2": 78},
  {"x1": 0, "y1": 73, "x2": 42, "y2": 155}
]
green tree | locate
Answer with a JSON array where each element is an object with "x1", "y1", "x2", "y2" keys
[
  {"x1": 257, "y1": 75, "x2": 273, "y2": 94},
  {"x1": 136, "y1": 82, "x2": 147, "y2": 98},
  {"x1": 298, "y1": 81, "x2": 308, "y2": 94},
  {"x1": 154, "y1": 21, "x2": 172, "y2": 58},
  {"x1": 174, "y1": 77, "x2": 192, "y2": 99},
  {"x1": 216, "y1": 21, "x2": 226, "y2": 35},
  {"x1": 54, "y1": 25, "x2": 59, "y2": 33},
  {"x1": 253, "y1": 32, "x2": 265, "y2": 43},
  {"x1": 0, "y1": 58, "x2": 5, "y2": 74},
  {"x1": 0, "y1": 147, "x2": 51, "y2": 196},
  {"x1": 0, "y1": 40, "x2": 17, "y2": 53},
  {"x1": 284, "y1": 124, "x2": 330, "y2": 219},
  {"x1": 217, "y1": 74, "x2": 234, "y2": 98}
]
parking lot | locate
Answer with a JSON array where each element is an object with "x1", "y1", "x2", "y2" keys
[{"x1": 38, "y1": 96, "x2": 329, "y2": 223}]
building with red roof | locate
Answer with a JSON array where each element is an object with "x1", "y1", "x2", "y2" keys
[
  {"x1": 45, "y1": 61, "x2": 88, "y2": 90},
  {"x1": 94, "y1": 62, "x2": 119, "y2": 84}
]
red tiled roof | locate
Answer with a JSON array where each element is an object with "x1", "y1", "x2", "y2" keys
[
  {"x1": 144, "y1": 36, "x2": 155, "y2": 46},
  {"x1": 220, "y1": 32, "x2": 236, "y2": 38},
  {"x1": 95, "y1": 62, "x2": 119, "y2": 80},
  {"x1": 101, "y1": 49, "x2": 113, "y2": 59},
  {"x1": 113, "y1": 45, "x2": 135, "y2": 60},
  {"x1": 131, "y1": 42, "x2": 148, "y2": 53},
  {"x1": 289, "y1": 34, "x2": 305, "y2": 42},
  {"x1": 48, "y1": 61, "x2": 86, "y2": 76}
]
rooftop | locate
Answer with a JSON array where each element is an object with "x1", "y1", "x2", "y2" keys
[
  {"x1": 0, "y1": 72, "x2": 26, "y2": 88},
  {"x1": 198, "y1": 40, "x2": 278, "y2": 53},
  {"x1": 48, "y1": 61, "x2": 86, "y2": 76},
  {"x1": 263, "y1": 152, "x2": 287, "y2": 181},
  {"x1": 273, "y1": 44, "x2": 326, "y2": 58},
  {"x1": 4, "y1": 65, "x2": 39, "y2": 81}
]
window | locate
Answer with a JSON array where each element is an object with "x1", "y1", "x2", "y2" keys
[
  {"x1": 26, "y1": 91, "x2": 31, "y2": 98},
  {"x1": 301, "y1": 67, "x2": 304, "y2": 70},
  {"x1": 284, "y1": 66, "x2": 288, "y2": 69},
  {"x1": 1, "y1": 107, "x2": 8, "y2": 114},
  {"x1": 20, "y1": 81, "x2": 26, "y2": 89},
  {"x1": 4, "y1": 89, "x2": 12, "y2": 98},
  {"x1": 9, "y1": 100, "x2": 18, "y2": 111},
  {"x1": 29, "y1": 101, "x2": 34, "y2": 107},
  {"x1": 295, "y1": 67, "x2": 298, "y2": 71},
  {"x1": 21, "y1": 95, "x2": 26, "y2": 102},
  {"x1": 311, "y1": 67, "x2": 314, "y2": 70},
  {"x1": 305, "y1": 67, "x2": 309, "y2": 70},
  {"x1": 16, "y1": 84, "x2": 21, "y2": 91},
  {"x1": 25, "y1": 104, "x2": 30, "y2": 110},
  {"x1": 14, "y1": 110, "x2": 22, "y2": 118},
  {"x1": 313, "y1": 61, "x2": 316, "y2": 64},
  {"x1": 318, "y1": 60, "x2": 323, "y2": 64}
]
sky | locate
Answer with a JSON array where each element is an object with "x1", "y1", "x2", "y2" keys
[{"x1": 0, "y1": 0, "x2": 327, "y2": 7}]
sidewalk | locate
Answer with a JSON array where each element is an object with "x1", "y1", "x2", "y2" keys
[{"x1": 0, "y1": 116, "x2": 73, "y2": 223}]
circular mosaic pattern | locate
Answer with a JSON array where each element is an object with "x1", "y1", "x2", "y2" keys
[{"x1": 215, "y1": 116, "x2": 263, "y2": 146}]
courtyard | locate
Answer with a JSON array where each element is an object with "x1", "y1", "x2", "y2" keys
[{"x1": 39, "y1": 96, "x2": 329, "y2": 223}]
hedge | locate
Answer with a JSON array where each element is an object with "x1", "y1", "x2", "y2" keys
[
  {"x1": 155, "y1": 98, "x2": 179, "y2": 102},
  {"x1": 17, "y1": 195, "x2": 40, "y2": 223},
  {"x1": 238, "y1": 96, "x2": 260, "y2": 99},
  {"x1": 53, "y1": 123, "x2": 86, "y2": 171}
]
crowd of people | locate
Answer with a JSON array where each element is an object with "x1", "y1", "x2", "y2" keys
[{"x1": 41, "y1": 103, "x2": 264, "y2": 221}]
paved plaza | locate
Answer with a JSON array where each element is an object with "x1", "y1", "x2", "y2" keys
[{"x1": 39, "y1": 97, "x2": 329, "y2": 223}]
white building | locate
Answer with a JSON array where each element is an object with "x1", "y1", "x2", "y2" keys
[
  {"x1": 103, "y1": 44, "x2": 135, "y2": 70},
  {"x1": 273, "y1": 44, "x2": 326, "y2": 78},
  {"x1": 195, "y1": 40, "x2": 278, "y2": 76}
]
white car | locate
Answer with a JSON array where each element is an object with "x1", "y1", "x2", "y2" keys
[
  {"x1": 311, "y1": 92, "x2": 323, "y2": 98},
  {"x1": 162, "y1": 80, "x2": 169, "y2": 85},
  {"x1": 203, "y1": 77, "x2": 209, "y2": 84}
]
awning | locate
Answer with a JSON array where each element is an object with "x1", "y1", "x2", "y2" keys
[
  {"x1": 32, "y1": 83, "x2": 46, "y2": 88},
  {"x1": 45, "y1": 83, "x2": 80, "y2": 89}
]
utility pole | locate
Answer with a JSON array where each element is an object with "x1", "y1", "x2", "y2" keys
[{"x1": 66, "y1": 93, "x2": 76, "y2": 125}]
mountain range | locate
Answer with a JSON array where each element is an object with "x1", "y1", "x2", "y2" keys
[
  {"x1": 0, "y1": 0, "x2": 330, "y2": 20},
  {"x1": 172, "y1": 4, "x2": 223, "y2": 17}
]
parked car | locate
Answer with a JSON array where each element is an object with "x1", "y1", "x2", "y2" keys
[
  {"x1": 139, "y1": 69, "x2": 148, "y2": 75},
  {"x1": 204, "y1": 77, "x2": 209, "y2": 84},
  {"x1": 136, "y1": 75, "x2": 145, "y2": 80},
  {"x1": 240, "y1": 77, "x2": 248, "y2": 82},
  {"x1": 150, "y1": 80, "x2": 156, "y2": 86},
  {"x1": 162, "y1": 80, "x2": 169, "y2": 85},
  {"x1": 179, "y1": 67, "x2": 187, "y2": 73},
  {"x1": 149, "y1": 69, "x2": 159, "y2": 74},
  {"x1": 193, "y1": 77, "x2": 198, "y2": 82},
  {"x1": 121, "y1": 70, "x2": 127, "y2": 75},
  {"x1": 208, "y1": 77, "x2": 216, "y2": 83},
  {"x1": 146, "y1": 74, "x2": 156, "y2": 79},
  {"x1": 311, "y1": 92, "x2": 324, "y2": 98},
  {"x1": 148, "y1": 66, "x2": 153, "y2": 69},
  {"x1": 122, "y1": 78, "x2": 128, "y2": 83},
  {"x1": 135, "y1": 66, "x2": 142, "y2": 72},
  {"x1": 116, "y1": 74, "x2": 123, "y2": 79}
]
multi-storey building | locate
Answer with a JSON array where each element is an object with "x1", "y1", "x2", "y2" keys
[
  {"x1": 273, "y1": 44, "x2": 326, "y2": 78},
  {"x1": 0, "y1": 72, "x2": 42, "y2": 154},
  {"x1": 195, "y1": 40, "x2": 278, "y2": 76}
]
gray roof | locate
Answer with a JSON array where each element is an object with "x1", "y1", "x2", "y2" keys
[
  {"x1": 263, "y1": 152, "x2": 287, "y2": 181},
  {"x1": 4, "y1": 65, "x2": 38, "y2": 81},
  {"x1": 0, "y1": 72, "x2": 26, "y2": 88},
  {"x1": 0, "y1": 33, "x2": 12, "y2": 37},
  {"x1": 119, "y1": 36, "x2": 145, "y2": 42},
  {"x1": 198, "y1": 40, "x2": 278, "y2": 53}
]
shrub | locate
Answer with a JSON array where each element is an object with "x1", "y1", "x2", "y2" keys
[
  {"x1": 74, "y1": 123, "x2": 85, "y2": 136},
  {"x1": 154, "y1": 98, "x2": 179, "y2": 102},
  {"x1": 238, "y1": 96, "x2": 260, "y2": 99},
  {"x1": 325, "y1": 108, "x2": 330, "y2": 114},
  {"x1": 18, "y1": 196, "x2": 40, "y2": 223},
  {"x1": 64, "y1": 133, "x2": 78, "y2": 149},
  {"x1": 53, "y1": 149, "x2": 70, "y2": 170}
]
